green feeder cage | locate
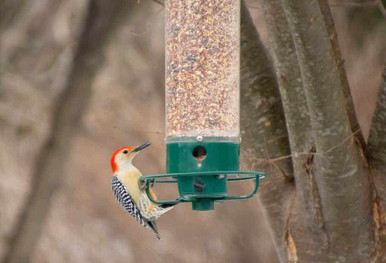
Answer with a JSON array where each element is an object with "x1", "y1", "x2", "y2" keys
[{"x1": 139, "y1": 0, "x2": 265, "y2": 211}]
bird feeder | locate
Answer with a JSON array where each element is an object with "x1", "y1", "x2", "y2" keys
[{"x1": 139, "y1": 0, "x2": 264, "y2": 211}]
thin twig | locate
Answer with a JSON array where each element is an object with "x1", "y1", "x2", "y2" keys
[
  {"x1": 247, "y1": 5, "x2": 261, "y2": 9},
  {"x1": 329, "y1": 0, "x2": 378, "y2": 7},
  {"x1": 246, "y1": 129, "x2": 361, "y2": 164},
  {"x1": 152, "y1": 0, "x2": 164, "y2": 7},
  {"x1": 262, "y1": 135, "x2": 293, "y2": 180}
]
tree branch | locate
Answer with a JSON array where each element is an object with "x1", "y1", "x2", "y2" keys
[
  {"x1": 329, "y1": 0, "x2": 386, "y2": 18},
  {"x1": 240, "y1": 1, "x2": 294, "y2": 261},
  {"x1": 319, "y1": 0, "x2": 366, "y2": 148},
  {"x1": 152, "y1": 0, "x2": 164, "y2": 6},
  {"x1": 368, "y1": 59, "x2": 386, "y2": 168},
  {"x1": 0, "y1": 0, "x2": 62, "y2": 66},
  {"x1": 376, "y1": 0, "x2": 386, "y2": 18},
  {"x1": 0, "y1": 0, "x2": 28, "y2": 30},
  {"x1": 261, "y1": 0, "x2": 311, "y2": 200},
  {"x1": 261, "y1": 0, "x2": 332, "y2": 261},
  {"x1": 2, "y1": 1, "x2": 132, "y2": 262},
  {"x1": 279, "y1": 0, "x2": 374, "y2": 261},
  {"x1": 367, "y1": 59, "x2": 386, "y2": 261}
]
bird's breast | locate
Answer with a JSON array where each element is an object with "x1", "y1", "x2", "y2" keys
[{"x1": 116, "y1": 170, "x2": 142, "y2": 204}]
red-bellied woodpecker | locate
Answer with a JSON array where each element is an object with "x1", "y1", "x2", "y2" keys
[{"x1": 111, "y1": 142, "x2": 176, "y2": 239}]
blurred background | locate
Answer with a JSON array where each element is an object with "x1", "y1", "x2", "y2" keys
[{"x1": 0, "y1": 0, "x2": 384, "y2": 262}]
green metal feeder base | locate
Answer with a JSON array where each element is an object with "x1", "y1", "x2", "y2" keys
[
  {"x1": 139, "y1": 139, "x2": 265, "y2": 211},
  {"x1": 192, "y1": 199, "x2": 214, "y2": 210},
  {"x1": 139, "y1": 171, "x2": 265, "y2": 210}
]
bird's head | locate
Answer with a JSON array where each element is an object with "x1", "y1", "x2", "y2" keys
[{"x1": 110, "y1": 142, "x2": 151, "y2": 173}]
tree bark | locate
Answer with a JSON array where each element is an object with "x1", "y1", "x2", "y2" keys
[
  {"x1": 2, "y1": 1, "x2": 131, "y2": 262},
  {"x1": 367, "y1": 62, "x2": 386, "y2": 261},
  {"x1": 240, "y1": 1, "x2": 294, "y2": 261},
  {"x1": 318, "y1": 0, "x2": 366, "y2": 148},
  {"x1": 368, "y1": 59, "x2": 386, "y2": 170},
  {"x1": 0, "y1": 0, "x2": 28, "y2": 30},
  {"x1": 278, "y1": 0, "x2": 374, "y2": 261},
  {"x1": 261, "y1": 1, "x2": 329, "y2": 262}
]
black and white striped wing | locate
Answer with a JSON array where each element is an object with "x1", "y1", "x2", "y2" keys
[{"x1": 112, "y1": 176, "x2": 147, "y2": 227}]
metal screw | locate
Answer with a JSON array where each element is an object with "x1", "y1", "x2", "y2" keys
[{"x1": 197, "y1": 135, "x2": 203, "y2": 142}]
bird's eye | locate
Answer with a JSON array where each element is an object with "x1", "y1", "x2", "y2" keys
[{"x1": 123, "y1": 150, "x2": 129, "y2": 154}]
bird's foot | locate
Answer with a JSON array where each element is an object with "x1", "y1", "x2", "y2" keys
[{"x1": 138, "y1": 180, "x2": 147, "y2": 190}]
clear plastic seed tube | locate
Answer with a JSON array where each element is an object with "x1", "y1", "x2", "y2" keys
[{"x1": 165, "y1": 0, "x2": 240, "y2": 141}]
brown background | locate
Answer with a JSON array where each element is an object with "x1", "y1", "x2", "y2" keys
[{"x1": 0, "y1": 0, "x2": 384, "y2": 262}]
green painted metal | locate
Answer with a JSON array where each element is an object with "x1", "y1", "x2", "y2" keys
[
  {"x1": 192, "y1": 199, "x2": 214, "y2": 210},
  {"x1": 141, "y1": 140, "x2": 265, "y2": 210},
  {"x1": 139, "y1": 171, "x2": 265, "y2": 207},
  {"x1": 166, "y1": 142, "x2": 240, "y2": 172},
  {"x1": 166, "y1": 141, "x2": 239, "y2": 210}
]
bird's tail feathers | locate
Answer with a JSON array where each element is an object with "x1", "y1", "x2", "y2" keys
[
  {"x1": 145, "y1": 203, "x2": 177, "y2": 239},
  {"x1": 146, "y1": 220, "x2": 161, "y2": 240}
]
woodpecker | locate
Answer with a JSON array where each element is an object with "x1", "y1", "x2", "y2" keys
[{"x1": 111, "y1": 142, "x2": 176, "y2": 239}]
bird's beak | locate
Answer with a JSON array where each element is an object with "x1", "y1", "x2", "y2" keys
[{"x1": 133, "y1": 142, "x2": 151, "y2": 152}]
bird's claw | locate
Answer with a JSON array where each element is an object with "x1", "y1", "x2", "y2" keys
[{"x1": 138, "y1": 180, "x2": 147, "y2": 190}]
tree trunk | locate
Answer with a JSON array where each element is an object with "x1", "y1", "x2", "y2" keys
[
  {"x1": 240, "y1": 1, "x2": 294, "y2": 261},
  {"x1": 253, "y1": 0, "x2": 385, "y2": 261},
  {"x1": 261, "y1": 1, "x2": 319, "y2": 261}
]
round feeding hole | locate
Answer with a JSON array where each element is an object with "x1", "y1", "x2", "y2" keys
[{"x1": 193, "y1": 146, "x2": 207, "y2": 163}]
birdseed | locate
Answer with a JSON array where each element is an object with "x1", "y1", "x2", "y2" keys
[{"x1": 165, "y1": 0, "x2": 240, "y2": 140}]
